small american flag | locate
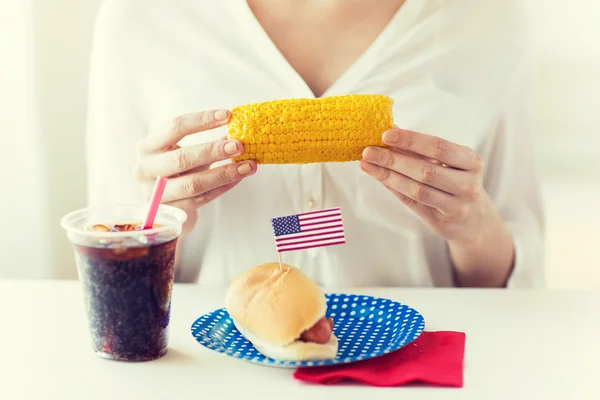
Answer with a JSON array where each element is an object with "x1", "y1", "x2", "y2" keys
[{"x1": 271, "y1": 207, "x2": 345, "y2": 253}]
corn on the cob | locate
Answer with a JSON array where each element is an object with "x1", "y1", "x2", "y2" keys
[{"x1": 227, "y1": 94, "x2": 394, "y2": 164}]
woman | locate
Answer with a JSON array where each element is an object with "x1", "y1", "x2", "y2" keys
[{"x1": 85, "y1": 0, "x2": 545, "y2": 288}]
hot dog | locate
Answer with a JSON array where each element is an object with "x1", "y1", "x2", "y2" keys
[
  {"x1": 225, "y1": 262, "x2": 338, "y2": 361},
  {"x1": 300, "y1": 317, "x2": 334, "y2": 344}
]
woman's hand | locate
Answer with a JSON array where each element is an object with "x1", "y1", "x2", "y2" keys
[
  {"x1": 360, "y1": 128, "x2": 488, "y2": 244},
  {"x1": 360, "y1": 128, "x2": 515, "y2": 287},
  {"x1": 133, "y1": 109, "x2": 257, "y2": 234}
]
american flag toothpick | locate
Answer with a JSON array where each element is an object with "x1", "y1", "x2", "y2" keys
[{"x1": 271, "y1": 207, "x2": 346, "y2": 265}]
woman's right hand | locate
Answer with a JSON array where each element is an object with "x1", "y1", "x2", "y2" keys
[{"x1": 133, "y1": 109, "x2": 257, "y2": 233}]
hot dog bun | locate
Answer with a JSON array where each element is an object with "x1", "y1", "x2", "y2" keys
[{"x1": 225, "y1": 262, "x2": 338, "y2": 361}]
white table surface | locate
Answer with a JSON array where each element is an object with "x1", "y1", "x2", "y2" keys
[{"x1": 1, "y1": 280, "x2": 599, "y2": 399}]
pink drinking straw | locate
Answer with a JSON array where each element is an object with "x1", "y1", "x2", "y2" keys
[{"x1": 142, "y1": 176, "x2": 168, "y2": 229}]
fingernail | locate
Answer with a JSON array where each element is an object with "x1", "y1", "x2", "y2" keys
[
  {"x1": 362, "y1": 147, "x2": 379, "y2": 161},
  {"x1": 382, "y1": 129, "x2": 399, "y2": 143},
  {"x1": 214, "y1": 109, "x2": 229, "y2": 121},
  {"x1": 224, "y1": 140, "x2": 239, "y2": 155},
  {"x1": 237, "y1": 162, "x2": 253, "y2": 175}
]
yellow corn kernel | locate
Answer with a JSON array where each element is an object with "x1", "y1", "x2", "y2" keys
[{"x1": 227, "y1": 94, "x2": 394, "y2": 164}]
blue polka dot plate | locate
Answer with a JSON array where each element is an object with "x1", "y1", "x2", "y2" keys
[{"x1": 190, "y1": 293, "x2": 425, "y2": 368}]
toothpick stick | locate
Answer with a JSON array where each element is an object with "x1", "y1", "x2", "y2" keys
[{"x1": 278, "y1": 253, "x2": 284, "y2": 271}]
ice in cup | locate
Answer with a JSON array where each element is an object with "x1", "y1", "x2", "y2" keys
[{"x1": 61, "y1": 204, "x2": 187, "y2": 361}]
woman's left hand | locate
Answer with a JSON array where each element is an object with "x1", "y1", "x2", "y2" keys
[{"x1": 360, "y1": 127, "x2": 497, "y2": 247}]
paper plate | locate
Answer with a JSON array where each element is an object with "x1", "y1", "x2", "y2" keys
[{"x1": 190, "y1": 293, "x2": 425, "y2": 368}]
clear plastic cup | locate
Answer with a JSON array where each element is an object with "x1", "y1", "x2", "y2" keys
[{"x1": 61, "y1": 204, "x2": 187, "y2": 361}]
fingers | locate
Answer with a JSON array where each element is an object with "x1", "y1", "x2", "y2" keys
[
  {"x1": 381, "y1": 128, "x2": 483, "y2": 171},
  {"x1": 360, "y1": 160, "x2": 464, "y2": 216},
  {"x1": 362, "y1": 147, "x2": 480, "y2": 199},
  {"x1": 139, "y1": 109, "x2": 231, "y2": 154},
  {"x1": 165, "y1": 181, "x2": 241, "y2": 210},
  {"x1": 383, "y1": 184, "x2": 434, "y2": 220},
  {"x1": 136, "y1": 139, "x2": 244, "y2": 178},
  {"x1": 158, "y1": 160, "x2": 256, "y2": 203}
]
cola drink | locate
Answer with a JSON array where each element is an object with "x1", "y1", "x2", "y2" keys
[{"x1": 61, "y1": 205, "x2": 187, "y2": 361}]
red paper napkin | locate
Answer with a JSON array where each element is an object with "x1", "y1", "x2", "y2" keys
[{"x1": 293, "y1": 331, "x2": 465, "y2": 387}]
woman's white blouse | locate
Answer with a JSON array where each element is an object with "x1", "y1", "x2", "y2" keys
[{"x1": 85, "y1": 0, "x2": 545, "y2": 288}]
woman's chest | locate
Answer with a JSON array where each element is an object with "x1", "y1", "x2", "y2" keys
[
  {"x1": 245, "y1": 0, "x2": 407, "y2": 98},
  {"x1": 136, "y1": 0, "x2": 508, "y2": 157}
]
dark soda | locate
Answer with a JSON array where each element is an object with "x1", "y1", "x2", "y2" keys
[{"x1": 73, "y1": 222, "x2": 177, "y2": 361}]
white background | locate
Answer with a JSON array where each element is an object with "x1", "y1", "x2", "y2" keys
[{"x1": 0, "y1": 0, "x2": 598, "y2": 288}]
